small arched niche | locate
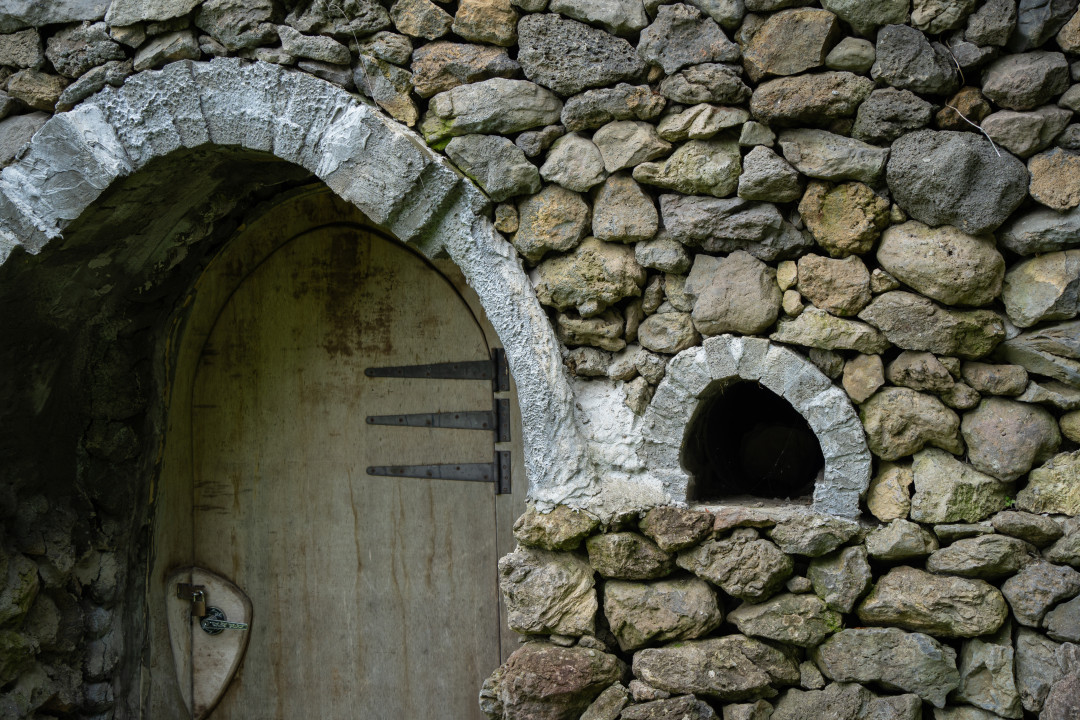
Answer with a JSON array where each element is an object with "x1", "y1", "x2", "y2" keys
[
  {"x1": 682, "y1": 381, "x2": 826, "y2": 502},
  {"x1": 639, "y1": 335, "x2": 872, "y2": 517}
]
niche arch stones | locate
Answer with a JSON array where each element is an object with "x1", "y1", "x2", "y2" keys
[
  {"x1": 640, "y1": 335, "x2": 873, "y2": 517},
  {"x1": 0, "y1": 57, "x2": 594, "y2": 503}
]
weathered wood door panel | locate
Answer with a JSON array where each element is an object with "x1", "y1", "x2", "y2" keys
[{"x1": 191, "y1": 225, "x2": 500, "y2": 719}]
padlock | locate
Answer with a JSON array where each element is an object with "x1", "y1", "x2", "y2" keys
[{"x1": 192, "y1": 589, "x2": 207, "y2": 619}]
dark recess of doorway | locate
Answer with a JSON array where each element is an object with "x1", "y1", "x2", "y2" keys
[{"x1": 683, "y1": 382, "x2": 825, "y2": 502}]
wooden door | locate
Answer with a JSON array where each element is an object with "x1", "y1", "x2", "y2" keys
[{"x1": 190, "y1": 225, "x2": 502, "y2": 719}]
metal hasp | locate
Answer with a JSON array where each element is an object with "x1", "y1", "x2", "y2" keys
[
  {"x1": 365, "y1": 348, "x2": 510, "y2": 392},
  {"x1": 366, "y1": 398, "x2": 511, "y2": 442},
  {"x1": 368, "y1": 451, "x2": 512, "y2": 495}
]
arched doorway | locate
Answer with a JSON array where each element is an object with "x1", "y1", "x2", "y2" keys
[{"x1": 150, "y1": 188, "x2": 525, "y2": 718}]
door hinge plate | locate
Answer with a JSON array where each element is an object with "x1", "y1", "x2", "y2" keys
[
  {"x1": 365, "y1": 399, "x2": 510, "y2": 442},
  {"x1": 367, "y1": 450, "x2": 511, "y2": 494},
  {"x1": 364, "y1": 348, "x2": 509, "y2": 392}
]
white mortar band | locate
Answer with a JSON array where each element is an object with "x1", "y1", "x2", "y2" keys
[{"x1": 639, "y1": 335, "x2": 872, "y2": 517}]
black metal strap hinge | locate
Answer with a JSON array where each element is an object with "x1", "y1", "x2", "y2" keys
[
  {"x1": 364, "y1": 348, "x2": 509, "y2": 392},
  {"x1": 367, "y1": 451, "x2": 511, "y2": 494},
  {"x1": 365, "y1": 399, "x2": 510, "y2": 442}
]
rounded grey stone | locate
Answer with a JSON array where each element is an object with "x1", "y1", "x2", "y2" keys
[{"x1": 886, "y1": 130, "x2": 1029, "y2": 235}]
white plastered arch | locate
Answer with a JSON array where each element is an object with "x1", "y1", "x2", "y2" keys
[
  {"x1": 0, "y1": 57, "x2": 596, "y2": 503},
  {"x1": 639, "y1": 335, "x2": 873, "y2": 517}
]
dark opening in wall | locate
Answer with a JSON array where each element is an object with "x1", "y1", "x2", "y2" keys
[{"x1": 683, "y1": 382, "x2": 825, "y2": 502}]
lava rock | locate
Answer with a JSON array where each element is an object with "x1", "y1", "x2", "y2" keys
[
  {"x1": 749, "y1": 71, "x2": 873, "y2": 126},
  {"x1": 604, "y1": 576, "x2": 723, "y2": 650},
  {"x1": 676, "y1": 529, "x2": 793, "y2": 603},
  {"x1": 886, "y1": 130, "x2": 1029, "y2": 235},
  {"x1": 1000, "y1": 558, "x2": 1080, "y2": 626},
  {"x1": 638, "y1": 3, "x2": 740, "y2": 75},
  {"x1": 911, "y1": 448, "x2": 1014, "y2": 523},
  {"x1": 857, "y1": 566, "x2": 1008, "y2": 638},
  {"x1": 633, "y1": 635, "x2": 799, "y2": 701},
  {"x1": 592, "y1": 174, "x2": 658, "y2": 243},
  {"x1": 819, "y1": 0, "x2": 909, "y2": 36},
  {"x1": 728, "y1": 593, "x2": 842, "y2": 648},
  {"x1": 858, "y1": 291, "x2": 1006, "y2": 359},
  {"x1": 777, "y1": 129, "x2": 889, "y2": 183},
  {"x1": 859, "y1": 389, "x2": 962, "y2": 461},
  {"x1": 872, "y1": 24, "x2": 958, "y2": 95},
  {"x1": 852, "y1": 88, "x2": 935, "y2": 144},
  {"x1": 961, "y1": 397, "x2": 1061, "y2": 483},
  {"x1": 410, "y1": 42, "x2": 519, "y2": 98},
  {"x1": 445, "y1": 134, "x2": 541, "y2": 201},
  {"x1": 659, "y1": 63, "x2": 752, "y2": 105},
  {"x1": 927, "y1": 534, "x2": 1034, "y2": 579},
  {"x1": 517, "y1": 13, "x2": 646, "y2": 96},
  {"x1": 684, "y1": 251, "x2": 781, "y2": 335},
  {"x1": 812, "y1": 627, "x2": 959, "y2": 707},
  {"x1": 875, "y1": 221, "x2": 1005, "y2": 307},
  {"x1": 533, "y1": 236, "x2": 646, "y2": 316},
  {"x1": 513, "y1": 184, "x2": 590, "y2": 263},
  {"x1": 1002, "y1": 250, "x2": 1080, "y2": 328},
  {"x1": 798, "y1": 181, "x2": 890, "y2": 258},
  {"x1": 965, "y1": 0, "x2": 1017, "y2": 45},
  {"x1": 498, "y1": 545, "x2": 598, "y2": 635},
  {"x1": 738, "y1": 146, "x2": 803, "y2": 202}
]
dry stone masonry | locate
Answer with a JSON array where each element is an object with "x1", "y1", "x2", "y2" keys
[
  {"x1": 0, "y1": 0, "x2": 1078, "y2": 718},
  {"x1": 493, "y1": 503, "x2": 1080, "y2": 720}
]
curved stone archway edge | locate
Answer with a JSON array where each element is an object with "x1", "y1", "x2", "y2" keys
[
  {"x1": 639, "y1": 335, "x2": 873, "y2": 517},
  {"x1": 0, "y1": 57, "x2": 596, "y2": 503}
]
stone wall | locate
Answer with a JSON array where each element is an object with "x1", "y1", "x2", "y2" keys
[
  {"x1": 490, "y1": 503, "x2": 1080, "y2": 720},
  {"x1": 0, "y1": 0, "x2": 1079, "y2": 718}
]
